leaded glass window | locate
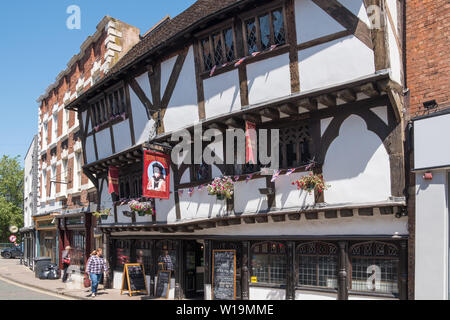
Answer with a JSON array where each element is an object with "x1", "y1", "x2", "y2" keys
[
  {"x1": 223, "y1": 28, "x2": 235, "y2": 62},
  {"x1": 246, "y1": 19, "x2": 258, "y2": 54},
  {"x1": 251, "y1": 242, "x2": 287, "y2": 286},
  {"x1": 272, "y1": 9, "x2": 286, "y2": 45},
  {"x1": 296, "y1": 242, "x2": 338, "y2": 289}
]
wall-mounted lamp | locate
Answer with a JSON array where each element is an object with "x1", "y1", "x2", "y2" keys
[
  {"x1": 423, "y1": 172, "x2": 433, "y2": 180},
  {"x1": 423, "y1": 100, "x2": 438, "y2": 110}
]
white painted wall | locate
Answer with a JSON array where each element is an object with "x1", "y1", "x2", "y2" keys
[
  {"x1": 274, "y1": 172, "x2": 315, "y2": 210},
  {"x1": 386, "y1": 0, "x2": 402, "y2": 84},
  {"x1": 162, "y1": 46, "x2": 199, "y2": 133},
  {"x1": 295, "y1": 0, "x2": 345, "y2": 44},
  {"x1": 204, "y1": 69, "x2": 241, "y2": 118},
  {"x1": 323, "y1": 115, "x2": 392, "y2": 204},
  {"x1": 85, "y1": 135, "x2": 96, "y2": 164},
  {"x1": 112, "y1": 119, "x2": 132, "y2": 153},
  {"x1": 234, "y1": 178, "x2": 268, "y2": 214},
  {"x1": 178, "y1": 188, "x2": 227, "y2": 221},
  {"x1": 129, "y1": 82, "x2": 155, "y2": 146},
  {"x1": 155, "y1": 173, "x2": 177, "y2": 223},
  {"x1": 295, "y1": 290, "x2": 337, "y2": 300},
  {"x1": 415, "y1": 170, "x2": 449, "y2": 300},
  {"x1": 96, "y1": 128, "x2": 113, "y2": 160},
  {"x1": 298, "y1": 35, "x2": 375, "y2": 91},
  {"x1": 249, "y1": 287, "x2": 286, "y2": 300},
  {"x1": 247, "y1": 53, "x2": 291, "y2": 105},
  {"x1": 338, "y1": 0, "x2": 371, "y2": 27}
]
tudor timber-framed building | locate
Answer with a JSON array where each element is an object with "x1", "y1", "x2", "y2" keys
[{"x1": 66, "y1": 0, "x2": 409, "y2": 300}]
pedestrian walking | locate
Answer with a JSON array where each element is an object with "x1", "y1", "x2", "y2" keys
[
  {"x1": 61, "y1": 246, "x2": 72, "y2": 283},
  {"x1": 86, "y1": 248, "x2": 108, "y2": 298}
]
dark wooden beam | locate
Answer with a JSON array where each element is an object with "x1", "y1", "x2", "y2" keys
[
  {"x1": 260, "y1": 108, "x2": 280, "y2": 120},
  {"x1": 243, "y1": 217, "x2": 256, "y2": 224},
  {"x1": 255, "y1": 215, "x2": 269, "y2": 223},
  {"x1": 297, "y1": 98, "x2": 318, "y2": 111},
  {"x1": 271, "y1": 214, "x2": 286, "y2": 222},
  {"x1": 336, "y1": 89, "x2": 356, "y2": 103},
  {"x1": 316, "y1": 94, "x2": 337, "y2": 107},
  {"x1": 288, "y1": 213, "x2": 301, "y2": 221},
  {"x1": 359, "y1": 83, "x2": 380, "y2": 97},
  {"x1": 279, "y1": 103, "x2": 299, "y2": 116},
  {"x1": 242, "y1": 113, "x2": 262, "y2": 124}
]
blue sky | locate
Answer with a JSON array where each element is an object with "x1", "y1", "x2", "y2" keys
[{"x1": 0, "y1": 0, "x2": 196, "y2": 164}]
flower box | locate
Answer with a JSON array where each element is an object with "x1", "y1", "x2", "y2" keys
[{"x1": 207, "y1": 177, "x2": 234, "y2": 200}]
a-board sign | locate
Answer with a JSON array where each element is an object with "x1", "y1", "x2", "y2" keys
[
  {"x1": 155, "y1": 270, "x2": 171, "y2": 299},
  {"x1": 121, "y1": 264, "x2": 148, "y2": 297},
  {"x1": 212, "y1": 250, "x2": 236, "y2": 300}
]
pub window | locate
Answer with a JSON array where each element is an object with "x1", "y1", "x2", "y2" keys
[
  {"x1": 243, "y1": 7, "x2": 286, "y2": 55},
  {"x1": 118, "y1": 167, "x2": 143, "y2": 200},
  {"x1": 107, "y1": 86, "x2": 127, "y2": 116},
  {"x1": 251, "y1": 241, "x2": 287, "y2": 286},
  {"x1": 114, "y1": 239, "x2": 131, "y2": 271},
  {"x1": 199, "y1": 26, "x2": 236, "y2": 72},
  {"x1": 349, "y1": 241, "x2": 399, "y2": 296},
  {"x1": 279, "y1": 124, "x2": 312, "y2": 169},
  {"x1": 296, "y1": 242, "x2": 338, "y2": 289},
  {"x1": 134, "y1": 240, "x2": 153, "y2": 276}
]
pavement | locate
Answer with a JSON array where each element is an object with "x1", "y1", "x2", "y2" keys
[{"x1": 0, "y1": 258, "x2": 148, "y2": 300}]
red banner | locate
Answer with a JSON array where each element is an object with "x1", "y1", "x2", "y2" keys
[
  {"x1": 143, "y1": 150, "x2": 171, "y2": 199},
  {"x1": 246, "y1": 121, "x2": 257, "y2": 164},
  {"x1": 108, "y1": 166, "x2": 119, "y2": 194}
]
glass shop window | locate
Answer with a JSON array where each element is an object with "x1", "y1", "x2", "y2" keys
[
  {"x1": 115, "y1": 240, "x2": 131, "y2": 271},
  {"x1": 251, "y1": 241, "x2": 287, "y2": 286},
  {"x1": 349, "y1": 241, "x2": 399, "y2": 296},
  {"x1": 135, "y1": 240, "x2": 153, "y2": 276},
  {"x1": 296, "y1": 242, "x2": 338, "y2": 289}
]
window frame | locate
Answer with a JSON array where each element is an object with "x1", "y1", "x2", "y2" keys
[
  {"x1": 250, "y1": 241, "x2": 288, "y2": 288},
  {"x1": 239, "y1": 3, "x2": 287, "y2": 56},
  {"x1": 295, "y1": 241, "x2": 339, "y2": 291},
  {"x1": 195, "y1": 18, "x2": 238, "y2": 73}
]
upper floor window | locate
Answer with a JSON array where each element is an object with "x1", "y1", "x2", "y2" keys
[
  {"x1": 200, "y1": 26, "x2": 236, "y2": 72},
  {"x1": 349, "y1": 241, "x2": 399, "y2": 296},
  {"x1": 279, "y1": 123, "x2": 312, "y2": 169},
  {"x1": 107, "y1": 86, "x2": 127, "y2": 116},
  {"x1": 90, "y1": 84, "x2": 127, "y2": 130},
  {"x1": 243, "y1": 7, "x2": 286, "y2": 55}
]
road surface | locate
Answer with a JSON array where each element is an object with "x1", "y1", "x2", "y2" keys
[{"x1": 0, "y1": 277, "x2": 65, "y2": 300}]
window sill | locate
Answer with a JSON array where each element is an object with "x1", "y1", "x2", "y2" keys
[{"x1": 295, "y1": 286, "x2": 338, "y2": 295}]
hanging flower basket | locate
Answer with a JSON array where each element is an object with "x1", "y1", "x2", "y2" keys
[
  {"x1": 128, "y1": 200, "x2": 155, "y2": 216},
  {"x1": 207, "y1": 177, "x2": 234, "y2": 200},
  {"x1": 93, "y1": 208, "x2": 111, "y2": 221},
  {"x1": 292, "y1": 173, "x2": 330, "y2": 195}
]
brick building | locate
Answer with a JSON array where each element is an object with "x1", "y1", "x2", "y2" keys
[
  {"x1": 35, "y1": 16, "x2": 140, "y2": 279},
  {"x1": 406, "y1": 0, "x2": 450, "y2": 299}
]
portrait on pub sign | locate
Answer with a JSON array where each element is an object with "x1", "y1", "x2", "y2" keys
[{"x1": 143, "y1": 150, "x2": 170, "y2": 199}]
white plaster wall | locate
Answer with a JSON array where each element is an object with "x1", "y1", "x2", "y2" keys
[
  {"x1": 187, "y1": 214, "x2": 407, "y2": 236},
  {"x1": 161, "y1": 55, "x2": 177, "y2": 96},
  {"x1": 95, "y1": 128, "x2": 113, "y2": 160},
  {"x1": 295, "y1": 290, "x2": 337, "y2": 300},
  {"x1": 180, "y1": 168, "x2": 190, "y2": 184},
  {"x1": 204, "y1": 69, "x2": 241, "y2": 118},
  {"x1": 247, "y1": 53, "x2": 291, "y2": 105},
  {"x1": 249, "y1": 287, "x2": 286, "y2": 300},
  {"x1": 85, "y1": 135, "x2": 96, "y2": 164},
  {"x1": 234, "y1": 178, "x2": 268, "y2": 214},
  {"x1": 298, "y1": 35, "x2": 375, "y2": 91},
  {"x1": 386, "y1": 0, "x2": 401, "y2": 84},
  {"x1": 117, "y1": 205, "x2": 133, "y2": 224},
  {"x1": 179, "y1": 188, "x2": 227, "y2": 221},
  {"x1": 135, "y1": 72, "x2": 152, "y2": 104},
  {"x1": 275, "y1": 172, "x2": 315, "y2": 210},
  {"x1": 371, "y1": 106, "x2": 388, "y2": 126},
  {"x1": 323, "y1": 115, "x2": 392, "y2": 204},
  {"x1": 163, "y1": 46, "x2": 199, "y2": 133},
  {"x1": 82, "y1": 111, "x2": 89, "y2": 132},
  {"x1": 415, "y1": 170, "x2": 449, "y2": 300},
  {"x1": 155, "y1": 173, "x2": 177, "y2": 224},
  {"x1": 113, "y1": 119, "x2": 132, "y2": 153},
  {"x1": 99, "y1": 179, "x2": 115, "y2": 224},
  {"x1": 295, "y1": 0, "x2": 345, "y2": 44},
  {"x1": 130, "y1": 83, "x2": 155, "y2": 146}
]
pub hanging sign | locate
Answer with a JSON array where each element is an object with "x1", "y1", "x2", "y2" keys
[{"x1": 143, "y1": 150, "x2": 171, "y2": 200}]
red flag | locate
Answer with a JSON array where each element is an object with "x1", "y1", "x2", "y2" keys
[
  {"x1": 108, "y1": 166, "x2": 119, "y2": 194},
  {"x1": 246, "y1": 121, "x2": 257, "y2": 164}
]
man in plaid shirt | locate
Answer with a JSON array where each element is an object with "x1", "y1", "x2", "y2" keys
[
  {"x1": 158, "y1": 249, "x2": 174, "y2": 271},
  {"x1": 86, "y1": 248, "x2": 108, "y2": 298}
]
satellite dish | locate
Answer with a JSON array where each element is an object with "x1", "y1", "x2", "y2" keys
[{"x1": 9, "y1": 226, "x2": 19, "y2": 234}]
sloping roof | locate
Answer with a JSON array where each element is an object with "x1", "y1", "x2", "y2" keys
[{"x1": 66, "y1": 0, "x2": 247, "y2": 109}]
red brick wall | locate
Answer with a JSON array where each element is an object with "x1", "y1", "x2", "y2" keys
[{"x1": 406, "y1": 0, "x2": 450, "y2": 118}]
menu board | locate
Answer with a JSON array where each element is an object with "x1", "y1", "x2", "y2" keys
[
  {"x1": 212, "y1": 250, "x2": 236, "y2": 300},
  {"x1": 121, "y1": 264, "x2": 148, "y2": 297},
  {"x1": 155, "y1": 270, "x2": 171, "y2": 299}
]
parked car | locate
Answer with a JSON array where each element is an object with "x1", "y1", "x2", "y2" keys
[{"x1": 1, "y1": 247, "x2": 23, "y2": 259}]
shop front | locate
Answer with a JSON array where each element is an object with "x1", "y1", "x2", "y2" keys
[
  {"x1": 104, "y1": 233, "x2": 408, "y2": 300},
  {"x1": 34, "y1": 215, "x2": 57, "y2": 264},
  {"x1": 57, "y1": 210, "x2": 94, "y2": 283},
  {"x1": 20, "y1": 227, "x2": 36, "y2": 270}
]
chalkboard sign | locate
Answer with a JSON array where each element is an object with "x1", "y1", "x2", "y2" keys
[
  {"x1": 121, "y1": 264, "x2": 148, "y2": 297},
  {"x1": 212, "y1": 250, "x2": 236, "y2": 300},
  {"x1": 155, "y1": 270, "x2": 171, "y2": 299}
]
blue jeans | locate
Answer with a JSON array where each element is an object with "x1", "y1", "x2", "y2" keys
[{"x1": 90, "y1": 273, "x2": 101, "y2": 294}]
